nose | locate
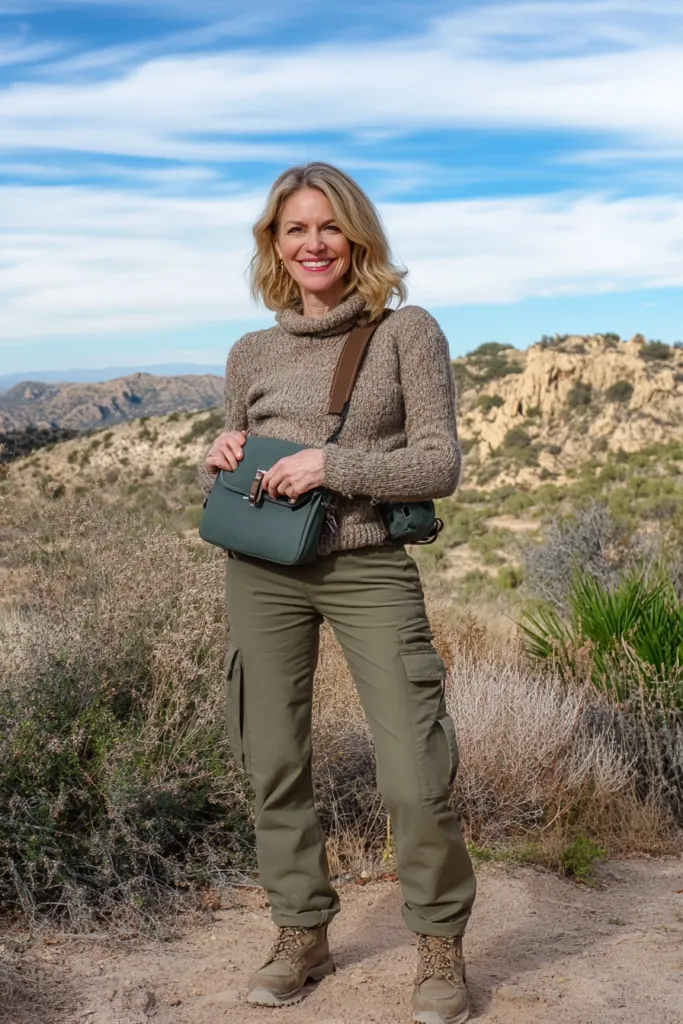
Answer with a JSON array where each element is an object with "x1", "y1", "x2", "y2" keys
[{"x1": 304, "y1": 229, "x2": 326, "y2": 254}]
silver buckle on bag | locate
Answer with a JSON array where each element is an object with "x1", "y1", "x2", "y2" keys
[{"x1": 248, "y1": 469, "x2": 265, "y2": 507}]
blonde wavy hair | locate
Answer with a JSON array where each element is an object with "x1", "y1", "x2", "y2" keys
[{"x1": 250, "y1": 162, "x2": 407, "y2": 320}]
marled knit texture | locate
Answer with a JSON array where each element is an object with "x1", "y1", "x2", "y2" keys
[{"x1": 200, "y1": 292, "x2": 460, "y2": 554}]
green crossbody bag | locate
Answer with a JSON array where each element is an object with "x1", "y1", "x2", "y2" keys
[{"x1": 199, "y1": 314, "x2": 442, "y2": 564}]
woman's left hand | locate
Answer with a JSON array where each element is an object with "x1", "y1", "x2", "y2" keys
[{"x1": 262, "y1": 449, "x2": 326, "y2": 500}]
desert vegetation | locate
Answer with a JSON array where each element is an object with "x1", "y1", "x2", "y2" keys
[{"x1": 1, "y1": 481, "x2": 680, "y2": 959}]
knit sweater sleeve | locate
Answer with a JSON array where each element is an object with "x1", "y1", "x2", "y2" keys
[
  {"x1": 323, "y1": 307, "x2": 461, "y2": 502},
  {"x1": 198, "y1": 342, "x2": 250, "y2": 495}
]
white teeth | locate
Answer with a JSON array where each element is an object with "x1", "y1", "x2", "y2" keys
[{"x1": 301, "y1": 260, "x2": 332, "y2": 268}]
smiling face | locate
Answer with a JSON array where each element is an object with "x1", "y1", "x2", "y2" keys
[{"x1": 274, "y1": 187, "x2": 352, "y2": 307}]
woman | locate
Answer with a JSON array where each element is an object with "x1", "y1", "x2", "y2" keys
[{"x1": 202, "y1": 162, "x2": 476, "y2": 1024}]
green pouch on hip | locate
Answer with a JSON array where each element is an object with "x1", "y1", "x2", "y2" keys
[{"x1": 379, "y1": 500, "x2": 443, "y2": 546}]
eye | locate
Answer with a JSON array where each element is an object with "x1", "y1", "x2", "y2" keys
[
  {"x1": 286, "y1": 226, "x2": 304, "y2": 234},
  {"x1": 325, "y1": 224, "x2": 341, "y2": 233}
]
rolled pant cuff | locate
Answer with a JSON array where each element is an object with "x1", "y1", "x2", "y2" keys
[
  {"x1": 272, "y1": 906, "x2": 338, "y2": 929},
  {"x1": 402, "y1": 906, "x2": 470, "y2": 938}
]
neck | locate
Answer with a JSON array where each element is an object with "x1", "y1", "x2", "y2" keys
[{"x1": 300, "y1": 282, "x2": 347, "y2": 319}]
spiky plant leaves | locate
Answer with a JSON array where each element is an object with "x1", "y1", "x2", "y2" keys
[{"x1": 522, "y1": 569, "x2": 683, "y2": 709}]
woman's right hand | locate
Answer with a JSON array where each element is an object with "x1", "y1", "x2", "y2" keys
[{"x1": 205, "y1": 430, "x2": 247, "y2": 475}]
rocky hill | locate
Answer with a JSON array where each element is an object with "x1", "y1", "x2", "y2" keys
[
  {"x1": 455, "y1": 333, "x2": 683, "y2": 489},
  {"x1": 0, "y1": 372, "x2": 223, "y2": 434}
]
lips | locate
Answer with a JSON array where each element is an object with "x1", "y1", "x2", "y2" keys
[{"x1": 299, "y1": 259, "x2": 335, "y2": 272}]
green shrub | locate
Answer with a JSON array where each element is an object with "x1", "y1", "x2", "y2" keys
[
  {"x1": 605, "y1": 380, "x2": 634, "y2": 403},
  {"x1": 561, "y1": 833, "x2": 606, "y2": 882},
  {"x1": 567, "y1": 380, "x2": 592, "y2": 407},
  {"x1": 500, "y1": 491, "x2": 535, "y2": 515},
  {"x1": 498, "y1": 565, "x2": 524, "y2": 590},
  {"x1": 503, "y1": 426, "x2": 531, "y2": 448},
  {"x1": 499, "y1": 427, "x2": 538, "y2": 466},
  {"x1": 469, "y1": 342, "x2": 511, "y2": 357},
  {"x1": 464, "y1": 343, "x2": 523, "y2": 384},
  {"x1": 438, "y1": 505, "x2": 489, "y2": 547},
  {"x1": 452, "y1": 362, "x2": 472, "y2": 392},
  {"x1": 453, "y1": 488, "x2": 484, "y2": 504},
  {"x1": 476, "y1": 463, "x2": 502, "y2": 486},
  {"x1": 180, "y1": 409, "x2": 224, "y2": 446},
  {"x1": 476, "y1": 394, "x2": 504, "y2": 414},
  {"x1": 640, "y1": 340, "x2": 672, "y2": 361}
]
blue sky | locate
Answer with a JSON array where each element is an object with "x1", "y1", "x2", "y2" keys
[{"x1": 1, "y1": 0, "x2": 683, "y2": 373}]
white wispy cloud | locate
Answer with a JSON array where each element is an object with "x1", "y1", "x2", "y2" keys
[
  {"x1": 2, "y1": 186, "x2": 683, "y2": 341},
  {"x1": 1, "y1": 2, "x2": 682, "y2": 162},
  {"x1": 0, "y1": 29, "x2": 63, "y2": 66},
  {"x1": 436, "y1": 1, "x2": 683, "y2": 55}
]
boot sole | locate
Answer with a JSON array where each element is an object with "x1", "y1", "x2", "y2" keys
[
  {"x1": 247, "y1": 957, "x2": 336, "y2": 1006},
  {"x1": 412, "y1": 1008, "x2": 470, "y2": 1024}
]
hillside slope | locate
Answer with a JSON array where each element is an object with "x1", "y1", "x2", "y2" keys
[
  {"x1": 0, "y1": 372, "x2": 223, "y2": 433},
  {"x1": 5, "y1": 333, "x2": 683, "y2": 606}
]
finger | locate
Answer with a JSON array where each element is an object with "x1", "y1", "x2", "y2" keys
[
  {"x1": 266, "y1": 471, "x2": 286, "y2": 498},
  {"x1": 226, "y1": 436, "x2": 245, "y2": 459},
  {"x1": 210, "y1": 449, "x2": 237, "y2": 472},
  {"x1": 220, "y1": 440, "x2": 241, "y2": 467},
  {"x1": 263, "y1": 460, "x2": 284, "y2": 496},
  {"x1": 276, "y1": 477, "x2": 293, "y2": 497}
]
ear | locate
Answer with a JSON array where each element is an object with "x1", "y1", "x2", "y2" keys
[{"x1": 273, "y1": 239, "x2": 282, "y2": 260}]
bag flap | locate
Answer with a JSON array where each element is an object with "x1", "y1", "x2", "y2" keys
[{"x1": 213, "y1": 435, "x2": 315, "y2": 508}]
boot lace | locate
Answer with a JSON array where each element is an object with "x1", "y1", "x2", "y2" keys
[
  {"x1": 416, "y1": 935, "x2": 463, "y2": 985},
  {"x1": 268, "y1": 926, "x2": 310, "y2": 963}
]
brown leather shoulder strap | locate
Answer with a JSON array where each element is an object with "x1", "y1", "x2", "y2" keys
[{"x1": 327, "y1": 309, "x2": 391, "y2": 415}]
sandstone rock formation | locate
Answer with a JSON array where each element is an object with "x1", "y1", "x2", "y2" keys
[{"x1": 456, "y1": 334, "x2": 683, "y2": 487}]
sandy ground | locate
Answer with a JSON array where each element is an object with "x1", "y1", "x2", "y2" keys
[{"x1": 6, "y1": 858, "x2": 683, "y2": 1024}]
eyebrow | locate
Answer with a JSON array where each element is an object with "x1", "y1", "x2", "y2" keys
[{"x1": 282, "y1": 219, "x2": 338, "y2": 228}]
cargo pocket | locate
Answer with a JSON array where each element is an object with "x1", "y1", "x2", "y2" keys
[
  {"x1": 400, "y1": 644, "x2": 459, "y2": 800},
  {"x1": 224, "y1": 644, "x2": 250, "y2": 773}
]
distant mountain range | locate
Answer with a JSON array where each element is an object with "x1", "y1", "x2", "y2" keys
[
  {"x1": 0, "y1": 363, "x2": 225, "y2": 393},
  {"x1": 0, "y1": 371, "x2": 223, "y2": 435}
]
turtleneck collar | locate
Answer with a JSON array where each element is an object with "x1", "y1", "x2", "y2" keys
[{"x1": 276, "y1": 291, "x2": 368, "y2": 338}]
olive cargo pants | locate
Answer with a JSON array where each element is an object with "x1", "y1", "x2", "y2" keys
[{"x1": 225, "y1": 545, "x2": 476, "y2": 937}]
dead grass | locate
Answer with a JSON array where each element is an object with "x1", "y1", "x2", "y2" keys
[{"x1": 312, "y1": 621, "x2": 675, "y2": 875}]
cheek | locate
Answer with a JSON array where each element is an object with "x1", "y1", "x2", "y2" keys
[
  {"x1": 278, "y1": 239, "x2": 299, "y2": 261},
  {"x1": 336, "y1": 242, "x2": 352, "y2": 272}
]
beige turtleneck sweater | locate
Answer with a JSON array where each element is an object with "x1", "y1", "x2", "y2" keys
[{"x1": 200, "y1": 292, "x2": 460, "y2": 555}]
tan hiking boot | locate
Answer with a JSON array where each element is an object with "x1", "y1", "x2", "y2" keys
[
  {"x1": 246, "y1": 924, "x2": 335, "y2": 1006},
  {"x1": 412, "y1": 934, "x2": 469, "y2": 1024}
]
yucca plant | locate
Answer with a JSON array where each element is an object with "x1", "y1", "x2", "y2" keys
[{"x1": 521, "y1": 570, "x2": 683, "y2": 707}]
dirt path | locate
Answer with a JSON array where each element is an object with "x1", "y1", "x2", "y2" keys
[{"x1": 8, "y1": 858, "x2": 683, "y2": 1024}]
